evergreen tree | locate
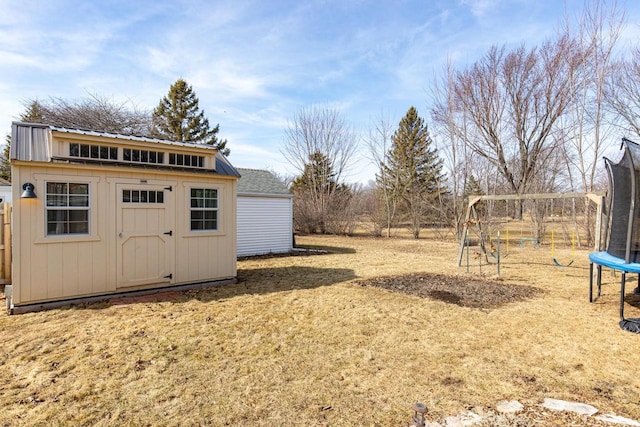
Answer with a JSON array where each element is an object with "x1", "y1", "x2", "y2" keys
[
  {"x1": 0, "y1": 135, "x2": 10, "y2": 181},
  {"x1": 291, "y1": 151, "x2": 351, "y2": 233},
  {"x1": 152, "y1": 79, "x2": 229, "y2": 156},
  {"x1": 463, "y1": 174, "x2": 484, "y2": 197},
  {"x1": 382, "y1": 106, "x2": 446, "y2": 238},
  {"x1": 21, "y1": 100, "x2": 45, "y2": 123}
]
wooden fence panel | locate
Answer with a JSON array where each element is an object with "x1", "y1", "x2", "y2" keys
[{"x1": 0, "y1": 202, "x2": 11, "y2": 285}]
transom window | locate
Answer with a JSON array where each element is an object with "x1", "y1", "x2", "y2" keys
[
  {"x1": 122, "y1": 189, "x2": 164, "y2": 204},
  {"x1": 190, "y1": 188, "x2": 217, "y2": 231},
  {"x1": 123, "y1": 148, "x2": 164, "y2": 164},
  {"x1": 170, "y1": 153, "x2": 204, "y2": 168},
  {"x1": 46, "y1": 182, "x2": 90, "y2": 235},
  {"x1": 70, "y1": 143, "x2": 117, "y2": 161}
]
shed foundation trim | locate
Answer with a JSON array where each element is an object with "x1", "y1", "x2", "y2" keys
[{"x1": 8, "y1": 277, "x2": 237, "y2": 314}]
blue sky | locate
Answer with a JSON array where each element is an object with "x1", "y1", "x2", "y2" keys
[{"x1": 1, "y1": 0, "x2": 639, "y2": 183}]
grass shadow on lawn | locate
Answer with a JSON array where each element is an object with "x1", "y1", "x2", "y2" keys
[
  {"x1": 294, "y1": 244, "x2": 356, "y2": 254},
  {"x1": 188, "y1": 265, "x2": 358, "y2": 303},
  {"x1": 223, "y1": 265, "x2": 357, "y2": 298},
  {"x1": 80, "y1": 266, "x2": 358, "y2": 310}
]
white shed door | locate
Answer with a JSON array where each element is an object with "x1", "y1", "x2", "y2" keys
[{"x1": 116, "y1": 184, "x2": 175, "y2": 288}]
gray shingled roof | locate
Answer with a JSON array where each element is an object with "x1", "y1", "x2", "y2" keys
[{"x1": 237, "y1": 168, "x2": 291, "y2": 196}]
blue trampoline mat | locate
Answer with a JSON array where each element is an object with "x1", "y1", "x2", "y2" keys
[{"x1": 589, "y1": 251, "x2": 640, "y2": 273}]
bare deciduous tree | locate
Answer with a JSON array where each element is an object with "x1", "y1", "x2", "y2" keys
[
  {"x1": 282, "y1": 106, "x2": 358, "y2": 234},
  {"x1": 22, "y1": 93, "x2": 152, "y2": 135},
  {"x1": 431, "y1": 58, "x2": 474, "y2": 238},
  {"x1": 608, "y1": 47, "x2": 640, "y2": 137},
  {"x1": 561, "y1": 0, "x2": 624, "y2": 245},
  {"x1": 435, "y1": 35, "x2": 582, "y2": 218},
  {"x1": 365, "y1": 111, "x2": 398, "y2": 237}
]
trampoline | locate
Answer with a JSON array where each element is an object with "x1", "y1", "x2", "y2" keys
[{"x1": 589, "y1": 137, "x2": 640, "y2": 333}]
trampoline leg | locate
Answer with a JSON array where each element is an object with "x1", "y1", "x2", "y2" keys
[
  {"x1": 620, "y1": 272, "x2": 627, "y2": 321},
  {"x1": 589, "y1": 263, "x2": 593, "y2": 302},
  {"x1": 597, "y1": 265, "x2": 602, "y2": 298}
]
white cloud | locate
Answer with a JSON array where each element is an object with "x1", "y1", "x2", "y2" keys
[{"x1": 459, "y1": 0, "x2": 503, "y2": 18}]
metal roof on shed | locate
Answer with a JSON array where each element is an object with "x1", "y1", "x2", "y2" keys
[
  {"x1": 49, "y1": 125, "x2": 214, "y2": 149},
  {"x1": 237, "y1": 168, "x2": 291, "y2": 196},
  {"x1": 10, "y1": 122, "x2": 240, "y2": 177},
  {"x1": 10, "y1": 122, "x2": 51, "y2": 162}
]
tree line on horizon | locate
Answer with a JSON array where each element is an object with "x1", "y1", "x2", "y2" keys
[
  {"x1": 3, "y1": 1, "x2": 639, "y2": 243},
  {"x1": 284, "y1": 0, "x2": 640, "y2": 243}
]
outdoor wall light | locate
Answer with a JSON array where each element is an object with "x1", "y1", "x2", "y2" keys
[{"x1": 21, "y1": 182, "x2": 36, "y2": 199}]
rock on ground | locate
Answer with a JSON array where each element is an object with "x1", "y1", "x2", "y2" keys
[
  {"x1": 495, "y1": 400, "x2": 524, "y2": 414},
  {"x1": 594, "y1": 414, "x2": 640, "y2": 426},
  {"x1": 542, "y1": 398, "x2": 599, "y2": 416}
]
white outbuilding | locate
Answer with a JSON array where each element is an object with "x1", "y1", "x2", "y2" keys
[
  {"x1": 236, "y1": 168, "x2": 293, "y2": 257},
  {"x1": 0, "y1": 177, "x2": 12, "y2": 204}
]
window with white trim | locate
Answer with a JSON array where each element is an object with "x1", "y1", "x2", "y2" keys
[
  {"x1": 190, "y1": 188, "x2": 217, "y2": 231},
  {"x1": 46, "y1": 182, "x2": 90, "y2": 235}
]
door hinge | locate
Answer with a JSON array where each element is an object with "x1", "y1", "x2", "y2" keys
[
  {"x1": 165, "y1": 186, "x2": 173, "y2": 191},
  {"x1": 164, "y1": 273, "x2": 173, "y2": 280},
  {"x1": 163, "y1": 230, "x2": 173, "y2": 236}
]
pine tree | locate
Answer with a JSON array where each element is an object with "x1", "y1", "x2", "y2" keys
[
  {"x1": 291, "y1": 151, "x2": 351, "y2": 233},
  {"x1": 21, "y1": 100, "x2": 45, "y2": 123},
  {"x1": 463, "y1": 175, "x2": 484, "y2": 197},
  {"x1": 152, "y1": 79, "x2": 229, "y2": 156},
  {"x1": 382, "y1": 106, "x2": 446, "y2": 238},
  {"x1": 0, "y1": 135, "x2": 10, "y2": 181}
]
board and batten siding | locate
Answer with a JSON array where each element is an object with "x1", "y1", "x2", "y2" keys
[
  {"x1": 9, "y1": 122, "x2": 240, "y2": 310},
  {"x1": 11, "y1": 162, "x2": 238, "y2": 306},
  {"x1": 237, "y1": 194, "x2": 292, "y2": 257}
]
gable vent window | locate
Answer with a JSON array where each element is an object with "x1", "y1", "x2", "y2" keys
[
  {"x1": 70, "y1": 143, "x2": 117, "y2": 160},
  {"x1": 169, "y1": 153, "x2": 204, "y2": 168}
]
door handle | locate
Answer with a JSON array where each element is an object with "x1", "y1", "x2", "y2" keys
[
  {"x1": 164, "y1": 230, "x2": 173, "y2": 236},
  {"x1": 119, "y1": 232, "x2": 123, "y2": 238}
]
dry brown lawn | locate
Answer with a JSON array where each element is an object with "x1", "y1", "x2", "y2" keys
[{"x1": 1, "y1": 234, "x2": 639, "y2": 426}]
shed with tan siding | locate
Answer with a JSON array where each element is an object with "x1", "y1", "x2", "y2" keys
[{"x1": 8, "y1": 122, "x2": 240, "y2": 313}]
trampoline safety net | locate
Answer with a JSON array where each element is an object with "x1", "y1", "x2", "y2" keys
[
  {"x1": 599, "y1": 137, "x2": 640, "y2": 333},
  {"x1": 605, "y1": 138, "x2": 640, "y2": 263}
]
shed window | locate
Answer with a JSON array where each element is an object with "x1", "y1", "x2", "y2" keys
[
  {"x1": 190, "y1": 188, "x2": 217, "y2": 230},
  {"x1": 69, "y1": 143, "x2": 117, "y2": 160},
  {"x1": 122, "y1": 189, "x2": 164, "y2": 204},
  {"x1": 123, "y1": 148, "x2": 164, "y2": 164},
  {"x1": 170, "y1": 153, "x2": 204, "y2": 168},
  {"x1": 46, "y1": 182, "x2": 89, "y2": 235}
]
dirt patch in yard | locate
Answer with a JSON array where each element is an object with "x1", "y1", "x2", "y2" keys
[{"x1": 357, "y1": 272, "x2": 543, "y2": 309}]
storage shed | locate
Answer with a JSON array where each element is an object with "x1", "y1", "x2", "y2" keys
[
  {"x1": 237, "y1": 168, "x2": 292, "y2": 257},
  {"x1": 8, "y1": 122, "x2": 240, "y2": 313}
]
